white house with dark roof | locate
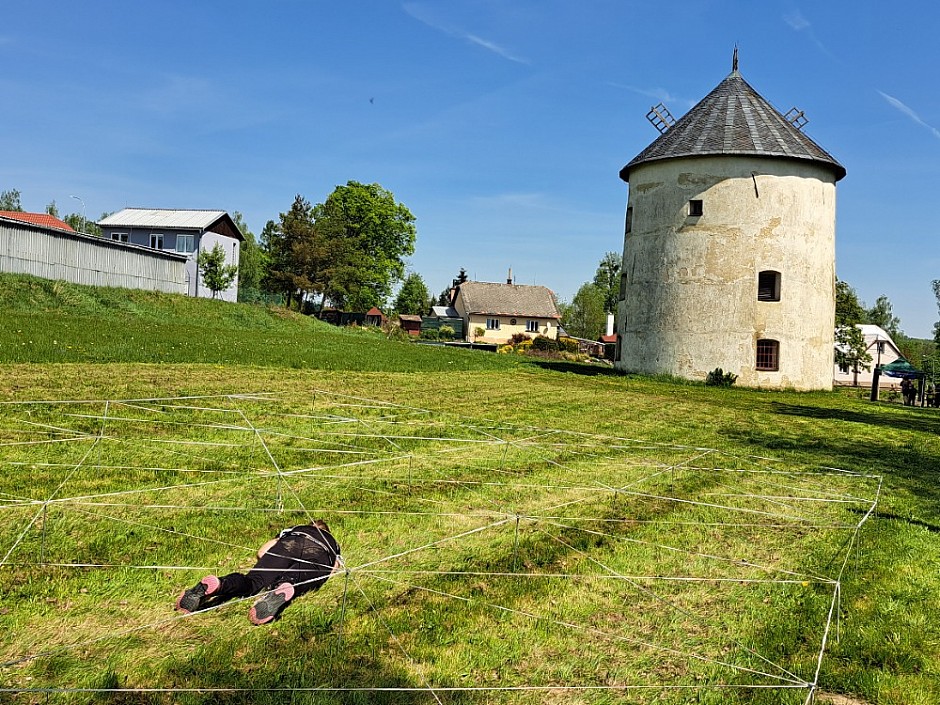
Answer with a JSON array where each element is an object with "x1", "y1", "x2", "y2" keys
[
  {"x1": 834, "y1": 325, "x2": 905, "y2": 388},
  {"x1": 452, "y1": 275, "x2": 561, "y2": 344},
  {"x1": 615, "y1": 52, "x2": 845, "y2": 390},
  {"x1": 98, "y1": 209, "x2": 243, "y2": 302}
]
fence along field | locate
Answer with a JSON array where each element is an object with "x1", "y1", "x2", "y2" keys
[{"x1": 0, "y1": 389, "x2": 880, "y2": 704}]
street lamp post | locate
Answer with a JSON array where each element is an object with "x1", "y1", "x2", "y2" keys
[{"x1": 70, "y1": 195, "x2": 85, "y2": 233}]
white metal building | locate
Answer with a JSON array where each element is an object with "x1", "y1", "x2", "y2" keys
[
  {"x1": 0, "y1": 214, "x2": 187, "y2": 294},
  {"x1": 98, "y1": 209, "x2": 243, "y2": 302}
]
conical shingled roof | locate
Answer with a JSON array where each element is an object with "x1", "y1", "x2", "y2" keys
[{"x1": 620, "y1": 70, "x2": 845, "y2": 182}]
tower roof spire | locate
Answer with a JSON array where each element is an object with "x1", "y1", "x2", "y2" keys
[{"x1": 732, "y1": 45, "x2": 739, "y2": 73}]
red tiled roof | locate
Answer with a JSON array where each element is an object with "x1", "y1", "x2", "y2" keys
[
  {"x1": 0, "y1": 211, "x2": 75, "y2": 232},
  {"x1": 366, "y1": 307, "x2": 384, "y2": 316},
  {"x1": 600, "y1": 334, "x2": 617, "y2": 343}
]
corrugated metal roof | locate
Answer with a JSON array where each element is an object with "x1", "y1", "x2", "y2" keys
[
  {"x1": 621, "y1": 70, "x2": 845, "y2": 182},
  {"x1": 457, "y1": 281, "x2": 560, "y2": 319},
  {"x1": 98, "y1": 208, "x2": 229, "y2": 230}
]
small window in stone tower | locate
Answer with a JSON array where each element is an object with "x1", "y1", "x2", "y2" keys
[
  {"x1": 625, "y1": 207, "x2": 633, "y2": 234},
  {"x1": 757, "y1": 270, "x2": 781, "y2": 302},
  {"x1": 756, "y1": 339, "x2": 780, "y2": 371},
  {"x1": 688, "y1": 199, "x2": 703, "y2": 217}
]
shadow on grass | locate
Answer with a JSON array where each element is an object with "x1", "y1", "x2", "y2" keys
[
  {"x1": 770, "y1": 402, "x2": 940, "y2": 436},
  {"x1": 527, "y1": 359, "x2": 624, "y2": 377}
]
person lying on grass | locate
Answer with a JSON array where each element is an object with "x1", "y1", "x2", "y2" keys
[{"x1": 176, "y1": 519, "x2": 341, "y2": 625}]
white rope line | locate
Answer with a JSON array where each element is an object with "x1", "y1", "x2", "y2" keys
[
  {"x1": 363, "y1": 571, "x2": 806, "y2": 685},
  {"x1": 538, "y1": 523, "x2": 805, "y2": 683},
  {"x1": 0, "y1": 685, "x2": 810, "y2": 694},
  {"x1": 348, "y1": 572, "x2": 445, "y2": 705},
  {"x1": 544, "y1": 517, "x2": 834, "y2": 584}
]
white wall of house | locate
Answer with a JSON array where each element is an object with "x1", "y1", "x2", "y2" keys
[
  {"x1": 833, "y1": 325, "x2": 904, "y2": 388},
  {"x1": 191, "y1": 231, "x2": 240, "y2": 302},
  {"x1": 464, "y1": 313, "x2": 558, "y2": 343}
]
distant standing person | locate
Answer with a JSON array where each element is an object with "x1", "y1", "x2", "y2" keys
[
  {"x1": 901, "y1": 378, "x2": 915, "y2": 406},
  {"x1": 176, "y1": 519, "x2": 341, "y2": 625}
]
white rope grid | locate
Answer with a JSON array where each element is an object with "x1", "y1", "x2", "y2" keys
[{"x1": 0, "y1": 389, "x2": 880, "y2": 699}]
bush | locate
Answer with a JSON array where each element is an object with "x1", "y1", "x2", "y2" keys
[
  {"x1": 438, "y1": 325, "x2": 455, "y2": 340},
  {"x1": 509, "y1": 332, "x2": 531, "y2": 346},
  {"x1": 705, "y1": 367, "x2": 738, "y2": 387},
  {"x1": 515, "y1": 339, "x2": 533, "y2": 352},
  {"x1": 532, "y1": 335, "x2": 558, "y2": 352},
  {"x1": 558, "y1": 336, "x2": 579, "y2": 354},
  {"x1": 474, "y1": 326, "x2": 486, "y2": 340},
  {"x1": 419, "y1": 329, "x2": 440, "y2": 341}
]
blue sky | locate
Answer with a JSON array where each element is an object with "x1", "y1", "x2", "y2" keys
[{"x1": 3, "y1": 1, "x2": 938, "y2": 337}]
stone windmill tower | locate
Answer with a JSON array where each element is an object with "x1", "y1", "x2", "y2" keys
[{"x1": 614, "y1": 52, "x2": 846, "y2": 390}]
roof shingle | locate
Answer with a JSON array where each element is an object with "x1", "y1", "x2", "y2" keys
[
  {"x1": 457, "y1": 281, "x2": 560, "y2": 319},
  {"x1": 621, "y1": 70, "x2": 845, "y2": 182},
  {"x1": 0, "y1": 211, "x2": 75, "y2": 232}
]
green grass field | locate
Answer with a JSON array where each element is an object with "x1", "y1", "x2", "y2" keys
[{"x1": 0, "y1": 274, "x2": 938, "y2": 705}]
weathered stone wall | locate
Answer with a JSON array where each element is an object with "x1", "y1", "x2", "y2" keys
[{"x1": 615, "y1": 155, "x2": 837, "y2": 390}]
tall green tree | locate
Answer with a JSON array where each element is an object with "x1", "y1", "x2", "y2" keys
[
  {"x1": 866, "y1": 294, "x2": 901, "y2": 337},
  {"x1": 834, "y1": 279, "x2": 871, "y2": 385},
  {"x1": 232, "y1": 211, "x2": 265, "y2": 303},
  {"x1": 62, "y1": 212, "x2": 104, "y2": 236},
  {"x1": 0, "y1": 189, "x2": 23, "y2": 211},
  {"x1": 562, "y1": 283, "x2": 606, "y2": 339},
  {"x1": 394, "y1": 273, "x2": 430, "y2": 315},
  {"x1": 262, "y1": 197, "x2": 319, "y2": 309},
  {"x1": 593, "y1": 251, "x2": 621, "y2": 313},
  {"x1": 311, "y1": 181, "x2": 416, "y2": 311},
  {"x1": 45, "y1": 201, "x2": 60, "y2": 218},
  {"x1": 197, "y1": 243, "x2": 238, "y2": 299},
  {"x1": 933, "y1": 280, "x2": 940, "y2": 348}
]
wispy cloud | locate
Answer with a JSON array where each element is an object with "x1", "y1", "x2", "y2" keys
[
  {"x1": 783, "y1": 10, "x2": 810, "y2": 31},
  {"x1": 878, "y1": 90, "x2": 940, "y2": 140},
  {"x1": 402, "y1": 2, "x2": 529, "y2": 65},
  {"x1": 608, "y1": 82, "x2": 695, "y2": 111},
  {"x1": 782, "y1": 9, "x2": 836, "y2": 61}
]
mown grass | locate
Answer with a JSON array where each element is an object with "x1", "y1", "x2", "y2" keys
[
  {"x1": 0, "y1": 276, "x2": 938, "y2": 704},
  {"x1": 0, "y1": 274, "x2": 521, "y2": 372}
]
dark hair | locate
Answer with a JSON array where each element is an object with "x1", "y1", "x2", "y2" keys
[{"x1": 313, "y1": 519, "x2": 330, "y2": 533}]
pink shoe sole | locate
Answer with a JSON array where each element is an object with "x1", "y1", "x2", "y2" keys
[
  {"x1": 176, "y1": 575, "x2": 221, "y2": 613},
  {"x1": 249, "y1": 582, "x2": 295, "y2": 625}
]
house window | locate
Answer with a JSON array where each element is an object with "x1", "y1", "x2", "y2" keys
[
  {"x1": 111, "y1": 232, "x2": 128, "y2": 243},
  {"x1": 486, "y1": 318, "x2": 500, "y2": 330},
  {"x1": 757, "y1": 270, "x2": 781, "y2": 302},
  {"x1": 625, "y1": 206, "x2": 633, "y2": 234},
  {"x1": 756, "y1": 339, "x2": 780, "y2": 371},
  {"x1": 150, "y1": 233, "x2": 164, "y2": 249},
  {"x1": 689, "y1": 199, "x2": 703, "y2": 217},
  {"x1": 176, "y1": 234, "x2": 195, "y2": 253},
  {"x1": 526, "y1": 320, "x2": 539, "y2": 333}
]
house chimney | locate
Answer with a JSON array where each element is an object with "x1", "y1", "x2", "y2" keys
[
  {"x1": 507, "y1": 267, "x2": 513, "y2": 285},
  {"x1": 606, "y1": 313, "x2": 614, "y2": 337}
]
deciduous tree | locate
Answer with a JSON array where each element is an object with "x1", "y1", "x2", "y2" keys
[
  {"x1": 197, "y1": 243, "x2": 238, "y2": 299},
  {"x1": 394, "y1": 272, "x2": 430, "y2": 316},
  {"x1": 866, "y1": 294, "x2": 901, "y2": 337},
  {"x1": 834, "y1": 279, "x2": 871, "y2": 385},
  {"x1": 0, "y1": 189, "x2": 23, "y2": 211},
  {"x1": 312, "y1": 181, "x2": 416, "y2": 311},
  {"x1": 232, "y1": 211, "x2": 265, "y2": 303},
  {"x1": 562, "y1": 283, "x2": 606, "y2": 340},
  {"x1": 593, "y1": 251, "x2": 621, "y2": 313}
]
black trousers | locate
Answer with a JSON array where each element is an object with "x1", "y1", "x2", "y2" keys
[{"x1": 216, "y1": 534, "x2": 334, "y2": 599}]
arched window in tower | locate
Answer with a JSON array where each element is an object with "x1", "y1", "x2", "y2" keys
[
  {"x1": 756, "y1": 339, "x2": 780, "y2": 371},
  {"x1": 757, "y1": 270, "x2": 781, "y2": 302},
  {"x1": 625, "y1": 207, "x2": 633, "y2": 234}
]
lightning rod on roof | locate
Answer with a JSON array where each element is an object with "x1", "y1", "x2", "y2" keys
[{"x1": 732, "y1": 45, "x2": 739, "y2": 72}]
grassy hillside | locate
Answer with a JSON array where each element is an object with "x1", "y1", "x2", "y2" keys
[
  {"x1": 0, "y1": 273, "x2": 522, "y2": 372},
  {"x1": 0, "y1": 275, "x2": 938, "y2": 704}
]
